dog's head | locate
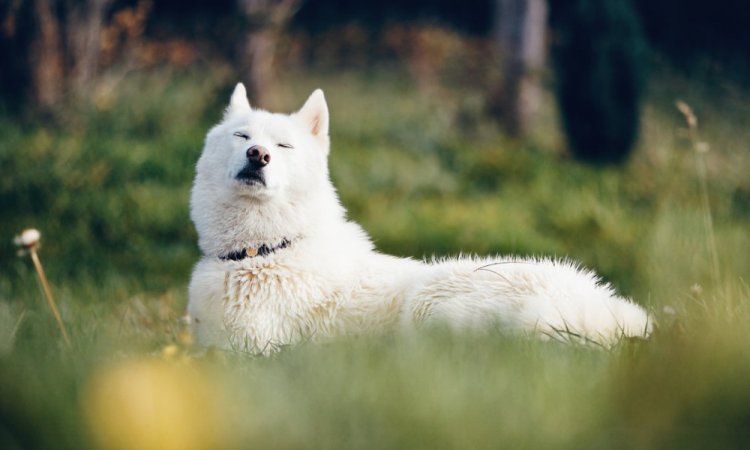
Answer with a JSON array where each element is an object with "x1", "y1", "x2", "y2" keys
[
  {"x1": 194, "y1": 83, "x2": 331, "y2": 202},
  {"x1": 191, "y1": 84, "x2": 339, "y2": 255}
]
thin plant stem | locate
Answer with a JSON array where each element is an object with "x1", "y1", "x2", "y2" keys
[
  {"x1": 676, "y1": 100, "x2": 721, "y2": 287},
  {"x1": 10, "y1": 309, "x2": 27, "y2": 342},
  {"x1": 694, "y1": 150, "x2": 721, "y2": 286},
  {"x1": 29, "y1": 248, "x2": 71, "y2": 347}
]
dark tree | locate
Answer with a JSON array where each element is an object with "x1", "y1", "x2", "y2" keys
[
  {"x1": 552, "y1": 0, "x2": 648, "y2": 165},
  {"x1": 0, "y1": 1, "x2": 35, "y2": 109}
]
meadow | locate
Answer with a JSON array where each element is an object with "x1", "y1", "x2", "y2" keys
[{"x1": 1, "y1": 63, "x2": 750, "y2": 449}]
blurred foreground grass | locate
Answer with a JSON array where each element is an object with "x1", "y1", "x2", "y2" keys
[{"x1": 1, "y1": 65, "x2": 750, "y2": 449}]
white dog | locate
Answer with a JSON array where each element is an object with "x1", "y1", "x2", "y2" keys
[{"x1": 188, "y1": 84, "x2": 652, "y2": 354}]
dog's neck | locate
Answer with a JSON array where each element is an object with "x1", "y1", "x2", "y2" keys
[
  {"x1": 218, "y1": 236, "x2": 294, "y2": 261},
  {"x1": 193, "y1": 184, "x2": 346, "y2": 258}
]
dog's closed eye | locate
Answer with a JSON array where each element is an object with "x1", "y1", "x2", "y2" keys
[
  {"x1": 277, "y1": 143, "x2": 294, "y2": 149},
  {"x1": 233, "y1": 132, "x2": 250, "y2": 140}
]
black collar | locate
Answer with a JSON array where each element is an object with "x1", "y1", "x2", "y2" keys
[{"x1": 218, "y1": 237, "x2": 292, "y2": 261}]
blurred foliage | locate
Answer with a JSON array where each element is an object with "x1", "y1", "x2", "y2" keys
[
  {"x1": 293, "y1": 0, "x2": 494, "y2": 35},
  {"x1": 4, "y1": 0, "x2": 750, "y2": 109},
  {"x1": 0, "y1": 69, "x2": 231, "y2": 289}
]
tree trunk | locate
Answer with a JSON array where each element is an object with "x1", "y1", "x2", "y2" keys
[
  {"x1": 491, "y1": 0, "x2": 548, "y2": 136},
  {"x1": 240, "y1": 27, "x2": 279, "y2": 108},
  {"x1": 30, "y1": 0, "x2": 114, "y2": 109},
  {"x1": 237, "y1": 0, "x2": 300, "y2": 109},
  {"x1": 31, "y1": 0, "x2": 64, "y2": 108},
  {"x1": 67, "y1": 0, "x2": 113, "y2": 96}
]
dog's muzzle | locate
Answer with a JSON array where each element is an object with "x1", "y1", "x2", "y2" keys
[
  {"x1": 236, "y1": 145, "x2": 270, "y2": 186},
  {"x1": 235, "y1": 166, "x2": 266, "y2": 186}
]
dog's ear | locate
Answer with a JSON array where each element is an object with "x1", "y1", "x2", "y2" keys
[
  {"x1": 225, "y1": 83, "x2": 251, "y2": 118},
  {"x1": 296, "y1": 89, "x2": 329, "y2": 138}
]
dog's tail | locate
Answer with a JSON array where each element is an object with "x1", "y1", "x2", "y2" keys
[{"x1": 402, "y1": 257, "x2": 653, "y2": 348}]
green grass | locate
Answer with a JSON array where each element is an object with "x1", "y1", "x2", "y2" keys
[{"x1": 1, "y1": 63, "x2": 750, "y2": 449}]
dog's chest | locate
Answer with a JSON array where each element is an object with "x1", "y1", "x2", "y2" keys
[{"x1": 221, "y1": 264, "x2": 344, "y2": 354}]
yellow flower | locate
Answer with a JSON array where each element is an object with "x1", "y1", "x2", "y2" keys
[{"x1": 82, "y1": 359, "x2": 228, "y2": 450}]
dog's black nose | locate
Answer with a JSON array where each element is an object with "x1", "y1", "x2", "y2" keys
[{"x1": 246, "y1": 145, "x2": 271, "y2": 166}]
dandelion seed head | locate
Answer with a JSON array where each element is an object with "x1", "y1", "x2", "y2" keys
[{"x1": 14, "y1": 228, "x2": 41, "y2": 249}]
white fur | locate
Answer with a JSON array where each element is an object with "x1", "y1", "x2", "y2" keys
[{"x1": 188, "y1": 84, "x2": 652, "y2": 354}]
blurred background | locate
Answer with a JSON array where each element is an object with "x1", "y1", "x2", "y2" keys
[
  {"x1": 1, "y1": 0, "x2": 748, "y2": 288},
  {"x1": 1, "y1": 1, "x2": 750, "y2": 449}
]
